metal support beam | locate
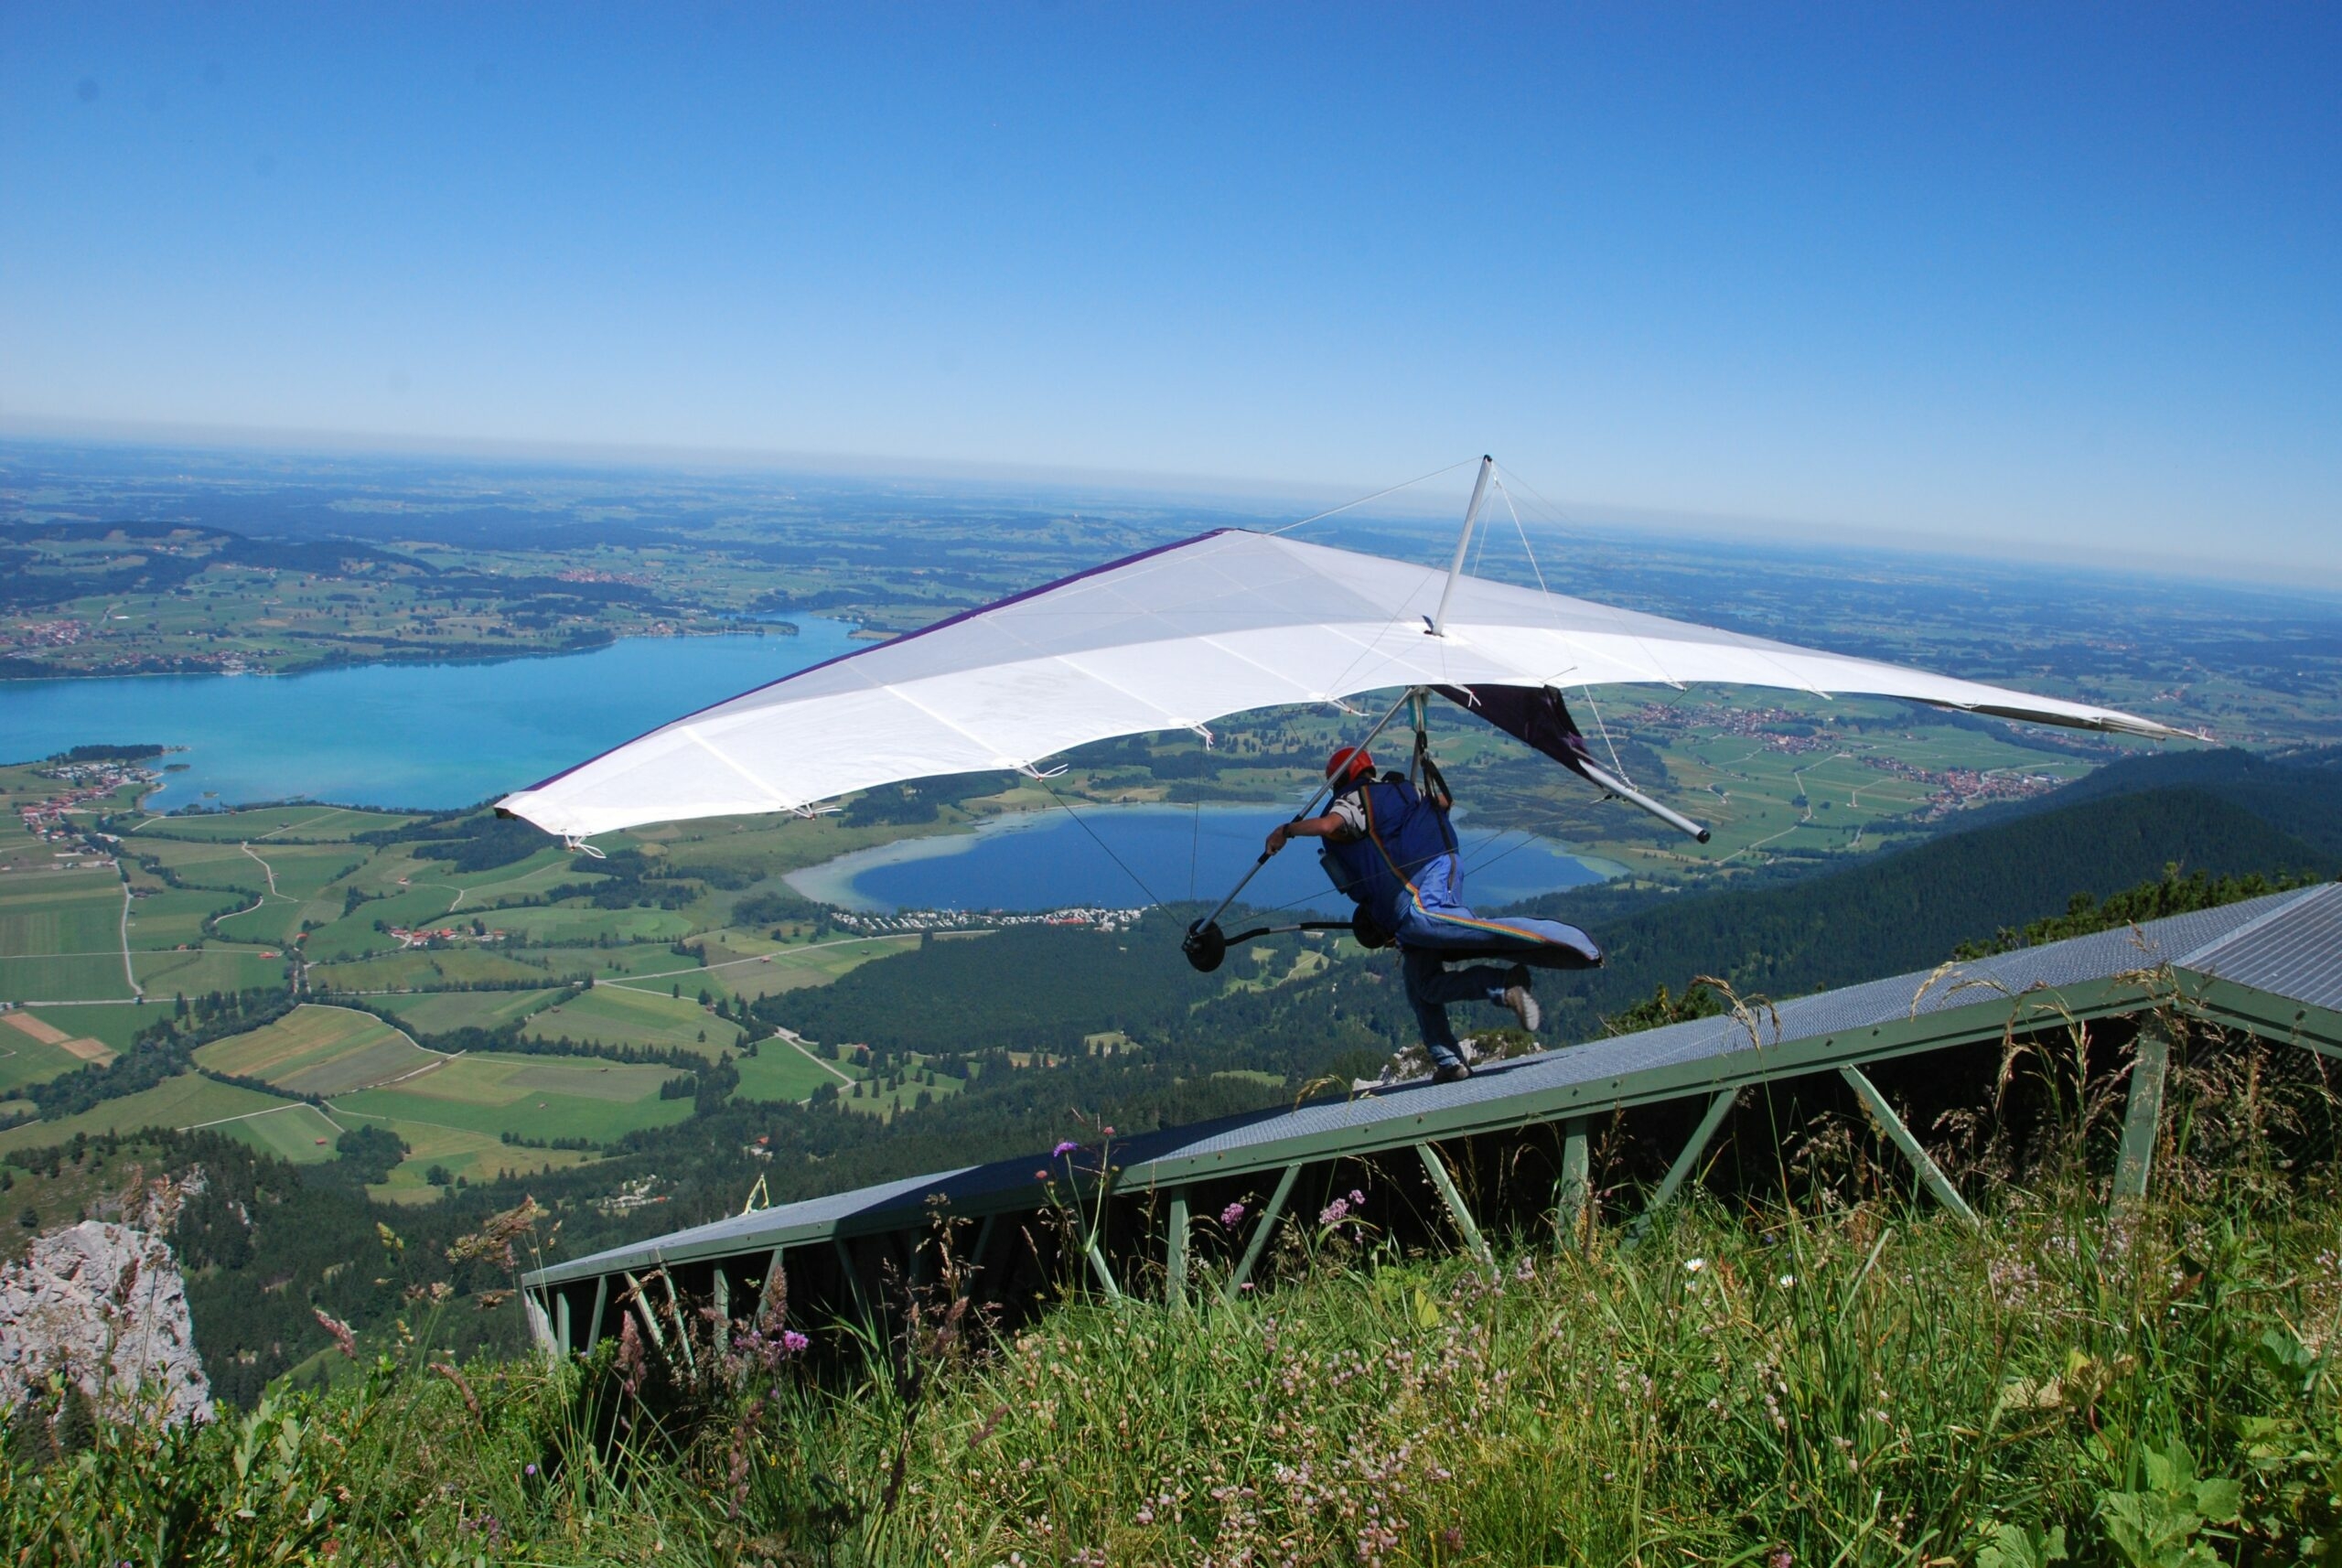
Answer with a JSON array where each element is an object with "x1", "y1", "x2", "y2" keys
[
  {"x1": 2113, "y1": 1024, "x2": 2172, "y2": 1203},
  {"x1": 524, "y1": 1288, "x2": 558, "y2": 1358},
  {"x1": 555, "y1": 1290, "x2": 572, "y2": 1356},
  {"x1": 1415, "y1": 1142, "x2": 1492, "y2": 1265},
  {"x1": 1840, "y1": 1066, "x2": 1977, "y2": 1226},
  {"x1": 1554, "y1": 1116, "x2": 1592, "y2": 1251},
  {"x1": 1076, "y1": 1174, "x2": 1123, "y2": 1301},
  {"x1": 662, "y1": 1270, "x2": 695, "y2": 1377},
  {"x1": 833, "y1": 1238, "x2": 874, "y2": 1326},
  {"x1": 1624, "y1": 1089, "x2": 1736, "y2": 1250},
  {"x1": 1225, "y1": 1162, "x2": 1305, "y2": 1301},
  {"x1": 1166, "y1": 1189, "x2": 1190, "y2": 1309},
  {"x1": 623, "y1": 1271, "x2": 666, "y2": 1354},
  {"x1": 586, "y1": 1275, "x2": 607, "y2": 1353},
  {"x1": 712, "y1": 1268, "x2": 730, "y2": 1353},
  {"x1": 956, "y1": 1214, "x2": 997, "y2": 1305}
]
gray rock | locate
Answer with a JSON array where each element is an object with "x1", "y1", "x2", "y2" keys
[{"x1": 0, "y1": 1219, "x2": 212, "y2": 1426}]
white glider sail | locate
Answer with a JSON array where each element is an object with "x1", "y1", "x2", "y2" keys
[{"x1": 498, "y1": 528, "x2": 2177, "y2": 841}]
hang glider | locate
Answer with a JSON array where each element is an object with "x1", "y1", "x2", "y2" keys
[{"x1": 498, "y1": 524, "x2": 2178, "y2": 843}]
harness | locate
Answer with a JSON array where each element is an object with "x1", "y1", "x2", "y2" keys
[{"x1": 1321, "y1": 772, "x2": 1459, "y2": 937}]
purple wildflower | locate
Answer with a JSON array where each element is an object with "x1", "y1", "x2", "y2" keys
[
  {"x1": 1220, "y1": 1200, "x2": 1246, "y2": 1228},
  {"x1": 1052, "y1": 1140, "x2": 1079, "y2": 1157},
  {"x1": 1318, "y1": 1197, "x2": 1350, "y2": 1226},
  {"x1": 1349, "y1": 1188, "x2": 1365, "y2": 1206},
  {"x1": 525, "y1": 1463, "x2": 538, "y2": 1477},
  {"x1": 781, "y1": 1329, "x2": 811, "y2": 1356}
]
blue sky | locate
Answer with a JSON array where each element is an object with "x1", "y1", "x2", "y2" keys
[{"x1": 3, "y1": 5, "x2": 2337, "y2": 576}]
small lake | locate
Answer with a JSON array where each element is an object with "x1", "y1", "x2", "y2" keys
[
  {"x1": 0, "y1": 622, "x2": 863, "y2": 811},
  {"x1": 786, "y1": 804, "x2": 1616, "y2": 916}
]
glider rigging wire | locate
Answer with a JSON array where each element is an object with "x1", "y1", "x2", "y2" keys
[{"x1": 1267, "y1": 456, "x2": 1483, "y2": 536}]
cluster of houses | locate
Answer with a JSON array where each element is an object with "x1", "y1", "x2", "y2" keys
[
  {"x1": 387, "y1": 923, "x2": 508, "y2": 949},
  {"x1": 827, "y1": 905, "x2": 1147, "y2": 936},
  {"x1": 13, "y1": 759, "x2": 159, "y2": 854}
]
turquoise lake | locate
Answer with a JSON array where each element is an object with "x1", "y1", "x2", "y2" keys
[
  {"x1": 0, "y1": 628, "x2": 1614, "y2": 912},
  {"x1": 0, "y1": 622, "x2": 864, "y2": 811},
  {"x1": 786, "y1": 803, "x2": 1611, "y2": 917}
]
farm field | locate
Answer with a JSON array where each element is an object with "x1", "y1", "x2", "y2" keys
[
  {"x1": 372, "y1": 987, "x2": 571, "y2": 1036},
  {"x1": 699, "y1": 932, "x2": 923, "y2": 1003},
  {"x1": 132, "y1": 945, "x2": 289, "y2": 997},
  {"x1": 127, "y1": 805, "x2": 422, "y2": 843},
  {"x1": 124, "y1": 886, "x2": 248, "y2": 949},
  {"x1": 341, "y1": 1113, "x2": 600, "y2": 1203},
  {"x1": 730, "y1": 1041, "x2": 843, "y2": 1103},
  {"x1": 328, "y1": 1051, "x2": 692, "y2": 1144},
  {"x1": 521, "y1": 983, "x2": 744, "y2": 1059},
  {"x1": 485, "y1": 903, "x2": 695, "y2": 946},
  {"x1": 0, "y1": 870, "x2": 132, "y2": 1004},
  {"x1": 16, "y1": 1001, "x2": 159, "y2": 1051},
  {"x1": 214, "y1": 1101, "x2": 343, "y2": 1165},
  {"x1": 307, "y1": 950, "x2": 577, "y2": 993},
  {"x1": 194, "y1": 1004, "x2": 444, "y2": 1096},
  {"x1": 0, "y1": 1071, "x2": 295, "y2": 1155},
  {"x1": 0, "y1": 1010, "x2": 111, "y2": 1095}
]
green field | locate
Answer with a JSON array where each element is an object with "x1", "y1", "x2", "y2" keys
[
  {"x1": 486, "y1": 903, "x2": 695, "y2": 946},
  {"x1": 0, "y1": 1071, "x2": 295, "y2": 1155},
  {"x1": 124, "y1": 886, "x2": 250, "y2": 949},
  {"x1": 128, "y1": 805, "x2": 423, "y2": 843},
  {"x1": 0, "y1": 1023, "x2": 96, "y2": 1096},
  {"x1": 700, "y1": 932, "x2": 924, "y2": 1003},
  {"x1": 520, "y1": 983, "x2": 744, "y2": 1060},
  {"x1": 307, "y1": 950, "x2": 576, "y2": 992},
  {"x1": 518, "y1": 945, "x2": 698, "y2": 981},
  {"x1": 342, "y1": 1113, "x2": 601, "y2": 1203},
  {"x1": 0, "y1": 871, "x2": 133, "y2": 1003},
  {"x1": 373, "y1": 988, "x2": 570, "y2": 1036},
  {"x1": 195, "y1": 1004, "x2": 444, "y2": 1097},
  {"x1": 215, "y1": 1101, "x2": 344, "y2": 1165},
  {"x1": 730, "y1": 1040, "x2": 843, "y2": 1103},
  {"x1": 329, "y1": 1051, "x2": 692, "y2": 1144},
  {"x1": 16, "y1": 1002, "x2": 157, "y2": 1051},
  {"x1": 133, "y1": 946, "x2": 290, "y2": 996}
]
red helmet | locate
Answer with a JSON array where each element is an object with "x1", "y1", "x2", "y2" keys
[{"x1": 1324, "y1": 746, "x2": 1374, "y2": 784}]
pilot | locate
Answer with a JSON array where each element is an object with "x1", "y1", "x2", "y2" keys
[{"x1": 1266, "y1": 746, "x2": 1599, "y2": 1084}]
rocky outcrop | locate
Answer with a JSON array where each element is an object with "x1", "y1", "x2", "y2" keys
[{"x1": 0, "y1": 1219, "x2": 212, "y2": 1426}]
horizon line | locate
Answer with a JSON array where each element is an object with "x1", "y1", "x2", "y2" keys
[{"x1": 4, "y1": 409, "x2": 2337, "y2": 600}]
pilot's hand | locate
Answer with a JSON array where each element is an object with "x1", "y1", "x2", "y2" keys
[{"x1": 1264, "y1": 822, "x2": 1289, "y2": 854}]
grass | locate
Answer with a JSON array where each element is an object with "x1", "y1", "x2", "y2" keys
[
  {"x1": 372, "y1": 986, "x2": 571, "y2": 1035},
  {"x1": 192, "y1": 1003, "x2": 444, "y2": 1096},
  {"x1": 0, "y1": 1071, "x2": 295, "y2": 1155},
  {"x1": 9, "y1": 1180, "x2": 2342, "y2": 1565},
  {"x1": 489, "y1": 903, "x2": 697, "y2": 946},
  {"x1": 213, "y1": 1101, "x2": 344, "y2": 1165},
  {"x1": 703, "y1": 932, "x2": 923, "y2": 1003},
  {"x1": 520, "y1": 983, "x2": 746, "y2": 1060},
  {"x1": 307, "y1": 949, "x2": 575, "y2": 992},
  {"x1": 328, "y1": 1050, "x2": 692, "y2": 1144},
  {"x1": 17, "y1": 1002, "x2": 162, "y2": 1052},
  {"x1": 126, "y1": 804, "x2": 422, "y2": 842},
  {"x1": 730, "y1": 1039, "x2": 845, "y2": 1103},
  {"x1": 328, "y1": 1112, "x2": 601, "y2": 1201},
  {"x1": 130, "y1": 946, "x2": 290, "y2": 996}
]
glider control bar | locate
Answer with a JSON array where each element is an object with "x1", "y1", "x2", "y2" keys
[{"x1": 1183, "y1": 687, "x2": 1421, "y2": 972}]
